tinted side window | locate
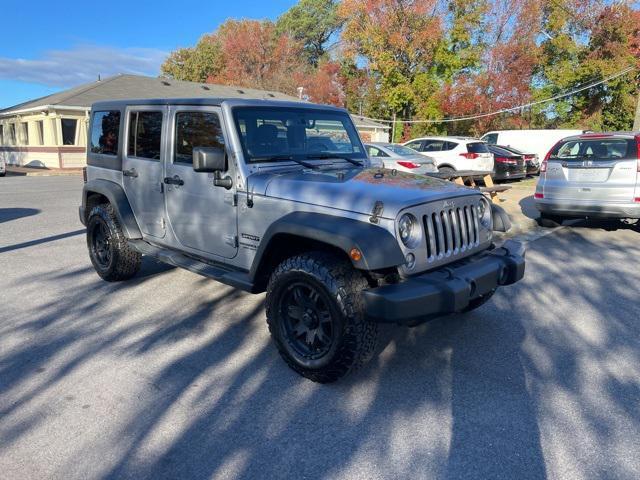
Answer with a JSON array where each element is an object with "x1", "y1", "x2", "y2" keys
[
  {"x1": 483, "y1": 133, "x2": 498, "y2": 145},
  {"x1": 175, "y1": 112, "x2": 225, "y2": 165},
  {"x1": 90, "y1": 111, "x2": 121, "y2": 155},
  {"x1": 405, "y1": 141, "x2": 423, "y2": 151},
  {"x1": 423, "y1": 141, "x2": 444, "y2": 152},
  {"x1": 128, "y1": 112, "x2": 163, "y2": 159},
  {"x1": 444, "y1": 141, "x2": 458, "y2": 151}
]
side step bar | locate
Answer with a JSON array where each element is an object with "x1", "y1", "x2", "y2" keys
[{"x1": 128, "y1": 240, "x2": 255, "y2": 292}]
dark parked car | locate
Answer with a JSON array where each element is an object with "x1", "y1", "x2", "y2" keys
[
  {"x1": 488, "y1": 145, "x2": 527, "y2": 181},
  {"x1": 498, "y1": 145, "x2": 540, "y2": 175}
]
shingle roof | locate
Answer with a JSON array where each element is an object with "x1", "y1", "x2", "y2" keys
[
  {"x1": 0, "y1": 74, "x2": 297, "y2": 114},
  {"x1": 351, "y1": 114, "x2": 390, "y2": 130}
]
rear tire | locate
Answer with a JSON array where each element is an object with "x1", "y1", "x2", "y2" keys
[
  {"x1": 86, "y1": 203, "x2": 141, "y2": 281},
  {"x1": 438, "y1": 166, "x2": 456, "y2": 174},
  {"x1": 266, "y1": 252, "x2": 378, "y2": 383},
  {"x1": 537, "y1": 212, "x2": 564, "y2": 228}
]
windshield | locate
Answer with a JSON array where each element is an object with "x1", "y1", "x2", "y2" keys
[
  {"x1": 549, "y1": 138, "x2": 634, "y2": 161},
  {"x1": 385, "y1": 144, "x2": 421, "y2": 156},
  {"x1": 232, "y1": 107, "x2": 366, "y2": 163}
]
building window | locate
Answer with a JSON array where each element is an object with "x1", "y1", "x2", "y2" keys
[
  {"x1": 175, "y1": 111, "x2": 225, "y2": 164},
  {"x1": 0, "y1": 125, "x2": 3, "y2": 145},
  {"x1": 90, "y1": 111, "x2": 120, "y2": 155},
  {"x1": 61, "y1": 119, "x2": 77, "y2": 145},
  {"x1": 21, "y1": 122, "x2": 29, "y2": 145},
  {"x1": 128, "y1": 111, "x2": 162, "y2": 159},
  {"x1": 9, "y1": 124, "x2": 16, "y2": 145},
  {"x1": 36, "y1": 120, "x2": 44, "y2": 145}
]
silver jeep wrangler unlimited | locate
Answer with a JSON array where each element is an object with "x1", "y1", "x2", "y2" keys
[{"x1": 80, "y1": 98, "x2": 525, "y2": 382}]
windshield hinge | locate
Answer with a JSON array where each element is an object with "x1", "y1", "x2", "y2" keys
[{"x1": 369, "y1": 201, "x2": 384, "y2": 224}]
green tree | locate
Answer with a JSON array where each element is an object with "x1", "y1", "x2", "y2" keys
[
  {"x1": 160, "y1": 35, "x2": 223, "y2": 82},
  {"x1": 276, "y1": 0, "x2": 342, "y2": 66}
]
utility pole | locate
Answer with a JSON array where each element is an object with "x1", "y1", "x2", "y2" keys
[{"x1": 633, "y1": 89, "x2": 640, "y2": 131}]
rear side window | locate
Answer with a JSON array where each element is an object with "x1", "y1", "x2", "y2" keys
[
  {"x1": 423, "y1": 140, "x2": 445, "y2": 151},
  {"x1": 405, "y1": 140, "x2": 423, "y2": 151},
  {"x1": 444, "y1": 141, "x2": 458, "y2": 151},
  {"x1": 467, "y1": 142, "x2": 489, "y2": 154},
  {"x1": 550, "y1": 138, "x2": 635, "y2": 161},
  {"x1": 128, "y1": 111, "x2": 163, "y2": 160},
  {"x1": 90, "y1": 111, "x2": 121, "y2": 155},
  {"x1": 175, "y1": 112, "x2": 225, "y2": 164}
]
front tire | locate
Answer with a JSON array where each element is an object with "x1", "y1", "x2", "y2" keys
[
  {"x1": 86, "y1": 203, "x2": 141, "y2": 281},
  {"x1": 266, "y1": 252, "x2": 378, "y2": 383}
]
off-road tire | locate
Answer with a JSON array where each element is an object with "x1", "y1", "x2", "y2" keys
[
  {"x1": 537, "y1": 212, "x2": 564, "y2": 228},
  {"x1": 266, "y1": 252, "x2": 378, "y2": 383},
  {"x1": 461, "y1": 289, "x2": 496, "y2": 313},
  {"x1": 86, "y1": 203, "x2": 141, "y2": 282}
]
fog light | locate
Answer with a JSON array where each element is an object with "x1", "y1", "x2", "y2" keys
[{"x1": 405, "y1": 253, "x2": 416, "y2": 270}]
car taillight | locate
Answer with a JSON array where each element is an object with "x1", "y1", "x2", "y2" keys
[
  {"x1": 82, "y1": 167, "x2": 87, "y2": 183},
  {"x1": 495, "y1": 157, "x2": 517, "y2": 164},
  {"x1": 397, "y1": 161, "x2": 420, "y2": 169},
  {"x1": 635, "y1": 197, "x2": 640, "y2": 203},
  {"x1": 460, "y1": 152, "x2": 479, "y2": 159},
  {"x1": 534, "y1": 193, "x2": 544, "y2": 199},
  {"x1": 540, "y1": 161, "x2": 548, "y2": 173}
]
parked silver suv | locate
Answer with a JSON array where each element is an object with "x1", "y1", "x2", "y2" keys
[
  {"x1": 80, "y1": 98, "x2": 525, "y2": 382},
  {"x1": 535, "y1": 132, "x2": 640, "y2": 224}
]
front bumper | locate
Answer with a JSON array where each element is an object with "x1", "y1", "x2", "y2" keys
[
  {"x1": 363, "y1": 240, "x2": 525, "y2": 325},
  {"x1": 535, "y1": 199, "x2": 640, "y2": 219}
]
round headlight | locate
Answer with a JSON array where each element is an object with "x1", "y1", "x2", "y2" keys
[
  {"x1": 398, "y1": 213, "x2": 419, "y2": 247},
  {"x1": 477, "y1": 198, "x2": 492, "y2": 227}
]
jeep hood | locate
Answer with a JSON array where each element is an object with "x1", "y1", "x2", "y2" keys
[{"x1": 248, "y1": 168, "x2": 480, "y2": 219}]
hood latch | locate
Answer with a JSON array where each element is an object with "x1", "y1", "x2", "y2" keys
[{"x1": 369, "y1": 201, "x2": 384, "y2": 224}]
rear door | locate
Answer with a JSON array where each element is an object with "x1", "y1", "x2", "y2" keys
[
  {"x1": 122, "y1": 106, "x2": 166, "y2": 238},
  {"x1": 543, "y1": 136, "x2": 638, "y2": 203}
]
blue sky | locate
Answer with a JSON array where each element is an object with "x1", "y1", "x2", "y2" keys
[{"x1": 0, "y1": 0, "x2": 297, "y2": 108}]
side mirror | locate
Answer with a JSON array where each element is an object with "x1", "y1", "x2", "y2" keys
[{"x1": 193, "y1": 146, "x2": 226, "y2": 173}]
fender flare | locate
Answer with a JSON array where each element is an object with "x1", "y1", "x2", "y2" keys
[
  {"x1": 81, "y1": 179, "x2": 142, "y2": 239},
  {"x1": 249, "y1": 211, "x2": 406, "y2": 280}
]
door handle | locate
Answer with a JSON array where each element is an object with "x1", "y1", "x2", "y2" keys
[
  {"x1": 163, "y1": 175, "x2": 184, "y2": 186},
  {"x1": 123, "y1": 168, "x2": 138, "y2": 178}
]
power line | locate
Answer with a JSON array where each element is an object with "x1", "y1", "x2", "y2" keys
[{"x1": 366, "y1": 65, "x2": 636, "y2": 124}]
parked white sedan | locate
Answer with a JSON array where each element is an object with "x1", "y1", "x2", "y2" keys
[
  {"x1": 365, "y1": 142, "x2": 437, "y2": 174},
  {"x1": 0, "y1": 158, "x2": 6, "y2": 177}
]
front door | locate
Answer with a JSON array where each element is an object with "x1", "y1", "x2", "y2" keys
[
  {"x1": 164, "y1": 106, "x2": 238, "y2": 259},
  {"x1": 122, "y1": 106, "x2": 167, "y2": 238}
]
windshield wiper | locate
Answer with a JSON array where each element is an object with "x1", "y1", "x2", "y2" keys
[
  {"x1": 251, "y1": 155, "x2": 318, "y2": 169},
  {"x1": 306, "y1": 153, "x2": 364, "y2": 166}
]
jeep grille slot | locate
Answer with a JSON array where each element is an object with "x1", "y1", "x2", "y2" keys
[{"x1": 423, "y1": 204, "x2": 480, "y2": 262}]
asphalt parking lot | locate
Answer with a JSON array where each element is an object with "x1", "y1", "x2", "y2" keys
[{"x1": 1, "y1": 176, "x2": 639, "y2": 480}]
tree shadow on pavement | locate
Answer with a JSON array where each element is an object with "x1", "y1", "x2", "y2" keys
[{"x1": 2, "y1": 225, "x2": 640, "y2": 479}]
